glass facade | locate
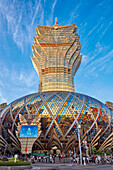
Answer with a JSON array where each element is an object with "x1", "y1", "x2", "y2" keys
[
  {"x1": 0, "y1": 21, "x2": 112, "y2": 153},
  {"x1": 1, "y1": 91, "x2": 112, "y2": 141},
  {"x1": 31, "y1": 24, "x2": 82, "y2": 92}
]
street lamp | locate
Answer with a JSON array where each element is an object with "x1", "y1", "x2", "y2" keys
[{"x1": 77, "y1": 124, "x2": 82, "y2": 165}]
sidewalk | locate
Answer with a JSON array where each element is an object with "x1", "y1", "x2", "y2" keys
[
  {"x1": 31, "y1": 162, "x2": 113, "y2": 167},
  {"x1": 0, "y1": 165, "x2": 31, "y2": 170},
  {"x1": 31, "y1": 163, "x2": 113, "y2": 170}
]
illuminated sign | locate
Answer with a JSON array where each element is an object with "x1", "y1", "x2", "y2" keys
[{"x1": 20, "y1": 125, "x2": 38, "y2": 137}]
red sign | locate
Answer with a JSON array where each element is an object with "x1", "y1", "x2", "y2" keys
[
  {"x1": 25, "y1": 148, "x2": 27, "y2": 152},
  {"x1": 72, "y1": 105, "x2": 74, "y2": 109}
]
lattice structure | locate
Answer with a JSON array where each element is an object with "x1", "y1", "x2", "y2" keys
[{"x1": 0, "y1": 91, "x2": 112, "y2": 153}]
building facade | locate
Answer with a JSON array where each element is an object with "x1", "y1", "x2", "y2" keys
[
  {"x1": 0, "y1": 103, "x2": 7, "y2": 113},
  {"x1": 0, "y1": 19, "x2": 112, "y2": 155},
  {"x1": 106, "y1": 101, "x2": 113, "y2": 113},
  {"x1": 31, "y1": 19, "x2": 82, "y2": 92}
]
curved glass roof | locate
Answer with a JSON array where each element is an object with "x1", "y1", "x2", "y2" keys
[{"x1": 0, "y1": 91, "x2": 112, "y2": 139}]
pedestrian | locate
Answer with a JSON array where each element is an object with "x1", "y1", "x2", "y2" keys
[
  {"x1": 76, "y1": 156, "x2": 79, "y2": 165},
  {"x1": 39, "y1": 156, "x2": 41, "y2": 162},
  {"x1": 50, "y1": 155, "x2": 53, "y2": 163},
  {"x1": 59, "y1": 154, "x2": 61, "y2": 163}
]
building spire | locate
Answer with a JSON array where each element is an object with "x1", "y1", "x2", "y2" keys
[{"x1": 55, "y1": 17, "x2": 58, "y2": 25}]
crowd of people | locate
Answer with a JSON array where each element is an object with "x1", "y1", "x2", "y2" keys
[
  {"x1": 1, "y1": 152, "x2": 113, "y2": 166},
  {"x1": 31, "y1": 154, "x2": 113, "y2": 165},
  {"x1": 31, "y1": 154, "x2": 65, "y2": 163}
]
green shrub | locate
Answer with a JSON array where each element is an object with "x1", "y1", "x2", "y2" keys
[{"x1": 0, "y1": 159, "x2": 30, "y2": 166}]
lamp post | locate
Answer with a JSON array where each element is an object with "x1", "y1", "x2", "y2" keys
[{"x1": 77, "y1": 124, "x2": 82, "y2": 165}]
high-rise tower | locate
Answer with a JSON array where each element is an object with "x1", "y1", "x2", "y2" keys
[
  {"x1": 0, "y1": 19, "x2": 112, "y2": 155},
  {"x1": 31, "y1": 18, "x2": 82, "y2": 92}
]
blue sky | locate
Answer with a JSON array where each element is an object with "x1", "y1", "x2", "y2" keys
[{"x1": 0, "y1": 0, "x2": 113, "y2": 104}]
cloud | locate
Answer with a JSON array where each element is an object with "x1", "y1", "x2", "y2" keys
[
  {"x1": 13, "y1": 12, "x2": 23, "y2": 50},
  {"x1": 46, "y1": 0, "x2": 57, "y2": 26},
  {"x1": 98, "y1": 1, "x2": 106, "y2": 6},
  {"x1": 0, "y1": 91, "x2": 7, "y2": 103},
  {"x1": 68, "y1": 3, "x2": 81, "y2": 24},
  {"x1": 52, "y1": 0, "x2": 57, "y2": 14},
  {"x1": 79, "y1": 22, "x2": 87, "y2": 31},
  {"x1": 31, "y1": 0, "x2": 42, "y2": 26},
  {"x1": 0, "y1": 1, "x2": 24, "y2": 51},
  {"x1": 0, "y1": 0, "x2": 44, "y2": 52},
  {"x1": 78, "y1": 40, "x2": 113, "y2": 77},
  {"x1": 10, "y1": 68, "x2": 37, "y2": 87},
  {"x1": 97, "y1": 24, "x2": 104, "y2": 33},
  {"x1": 95, "y1": 42, "x2": 105, "y2": 53},
  {"x1": 85, "y1": 49, "x2": 113, "y2": 76},
  {"x1": 87, "y1": 23, "x2": 99, "y2": 36},
  {"x1": 100, "y1": 21, "x2": 112, "y2": 39},
  {"x1": 82, "y1": 55, "x2": 89, "y2": 64},
  {"x1": 39, "y1": 9, "x2": 44, "y2": 25},
  {"x1": 84, "y1": 17, "x2": 104, "y2": 40},
  {"x1": 0, "y1": 62, "x2": 38, "y2": 104}
]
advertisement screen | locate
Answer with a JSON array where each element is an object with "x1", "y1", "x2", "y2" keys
[{"x1": 20, "y1": 125, "x2": 38, "y2": 137}]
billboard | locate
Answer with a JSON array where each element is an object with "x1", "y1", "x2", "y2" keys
[{"x1": 20, "y1": 125, "x2": 38, "y2": 137}]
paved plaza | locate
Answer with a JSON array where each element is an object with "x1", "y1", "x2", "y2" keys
[
  {"x1": 31, "y1": 164, "x2": 113, "y2": 170},
  {"x1": 0, "y1": 163, "x2": 113, "y2": 170}
]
